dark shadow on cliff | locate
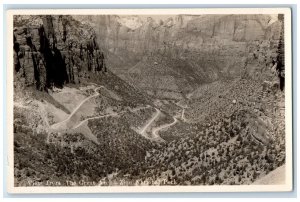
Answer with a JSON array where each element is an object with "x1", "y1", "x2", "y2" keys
[{"x1": 38, "y1": 25, "x2": 68, "y2": 89}]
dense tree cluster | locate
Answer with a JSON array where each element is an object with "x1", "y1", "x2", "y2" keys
[
  {"x1": 14, "y1": 79, "x2": 285, "y2": 186},
  {"x1": 121, "y1": 107, "x2": 157, "y2": 129},
  {"x1": 138, "y1": 110, "x2": 285, "y2": 185}
]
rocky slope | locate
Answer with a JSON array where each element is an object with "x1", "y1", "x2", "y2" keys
[{"x1": 13, "y1": 15, "x2": 107, "y2": 91}]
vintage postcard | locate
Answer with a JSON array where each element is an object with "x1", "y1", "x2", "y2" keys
[{"x1": 6, "y1": 8, "x2": 293, "y2": 193}]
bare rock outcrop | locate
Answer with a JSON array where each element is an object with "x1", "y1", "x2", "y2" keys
[
  {"x1": 76, "y1": 14, "x2": 283, "y2": 84},
  {"x1": 13, "y1": 15, "x2": 107, "y2": 91}
]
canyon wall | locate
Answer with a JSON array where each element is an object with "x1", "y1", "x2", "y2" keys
[
  {"x1": 13, "y1": 15, "x2": 107, "y2": 91},
  {"x1": 13, "y1": 14, "x2": 284, "y2": 94},
  {"x1": 74, "y1": 14, "x2": 283, "y2": 82}
]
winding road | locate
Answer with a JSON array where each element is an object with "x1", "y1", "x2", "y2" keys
[
  {"x1": 47, "y1": 86, "x2": 109, "y2": 144},
  {"x1": 175, "y1": 101, "x2": 188, "y2": 122},
  {"x1": 47, "y1": 85, "x2": 165, "y2": 144},
  {"x1": 136, "y1": 94, "x2": 195, "y2": 141},
  {"x1": 152, "y1": 117, "x2": 178, "y2": 141},
  {"x1": 47, "y1": 84, "x2": 193, "y2": 144},
  {"x1": 49, "y1": 86, "x2": 104, "y2": 132},
  {"x1": 139, "y1": 108, "x2": 161, "y2": 135}
]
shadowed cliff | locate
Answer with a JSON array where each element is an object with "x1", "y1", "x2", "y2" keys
[{"x1": 13, "y1": 15, "x2": 107, "y2": 91}]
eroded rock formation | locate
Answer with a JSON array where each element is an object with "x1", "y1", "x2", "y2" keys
[
  {"x1": 13, "y1": 15, "x2": 107, "y2": 91},
  {"x1": 74, "y1": 14, "x2": 283, "y2": 83}
]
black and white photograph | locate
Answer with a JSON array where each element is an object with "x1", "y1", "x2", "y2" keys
[{"x1": 6, "y1": 8, "x2": 293, "y2": 193}]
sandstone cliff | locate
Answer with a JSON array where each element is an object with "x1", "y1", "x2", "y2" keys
[
  {"x1": 13, "y1": 15, "x2": 107, "y2": 91},
  {"x1": 73, "y1": 14, "x2": 283, "y2": 97},
  {"x1": 13, "y1": 14, "x2": 284, "y2": 95},
  {"x1": 78, "y1": 15, "x2": 281, "y2": 62}
]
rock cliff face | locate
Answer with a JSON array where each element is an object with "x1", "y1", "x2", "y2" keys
[
  {"x1": 13, "y1": 15, "x2": 107, "y2": 91},
  {"x1": 74, "y1": 15, "x2": 281, "y2": 80},
  {"x1": 73, "y1": 14, "x2": 283, "y2": 97},
  {"x1": 14, "y1": 14, "x2": 284, "y2": 94}
]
